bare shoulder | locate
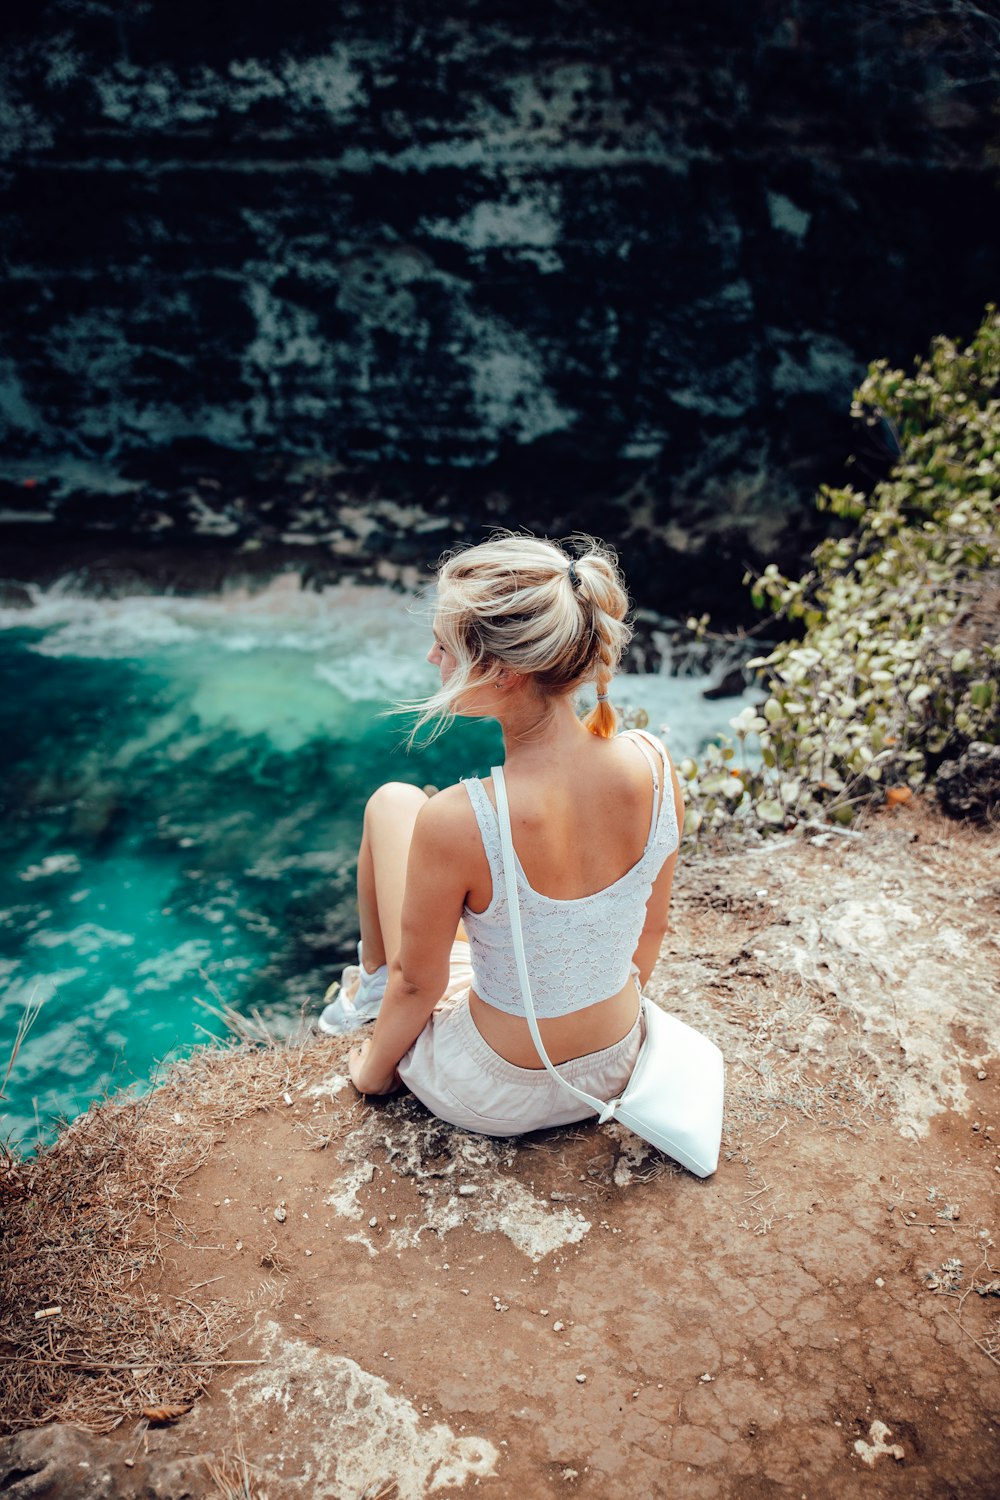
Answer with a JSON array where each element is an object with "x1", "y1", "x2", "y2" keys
[
  {"x1": 414, "y1": 781, "x2": 479, "y2": 847},
  {"x1": 617, "y1": 730, "x2": 683, "y2": 829},
  {"x1": 620, "y1": 726, "x2": 672, "y2": 765}
]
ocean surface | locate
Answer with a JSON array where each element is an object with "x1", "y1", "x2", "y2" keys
[{"x1": 0, "y1": 576, "x2": 755, "y2": 1148}]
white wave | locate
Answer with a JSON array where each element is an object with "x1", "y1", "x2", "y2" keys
[
  {"x1": 615, "y1": 669, "x2": 758, "y2": 762},
  {"x1": 28, "y1": 923, "x2": 135, "y2": 956},
  {"x1": 0, "y1": 574, "x2": 426, "y2": 656},
  {"x1": 313, "y1": 653, "x2": 417, "y2": 705},
  {"x1": 18, "y1": 853, "x2": 82, "y2": 882},
  {"x1": 0, "y1": 572, "x2": 750, "y2": 757},
  {"x1": 0, "y1": 967, "x2": 88, "y2": 1020},
  {"x1": 133, "y1": 939, "x2": 215, "y2": 992}
]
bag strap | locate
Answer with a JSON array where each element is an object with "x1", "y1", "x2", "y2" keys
[{"x1": 491, "y1": 765, "x2": 620, "y2": 1125}]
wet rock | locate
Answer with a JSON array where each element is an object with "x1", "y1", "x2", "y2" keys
[
  {"x1": 702, "y1": 666, "x2": 749, "y2": 700},
  {"x1": 0, "y1": 1426, "x2": 214, "y2": 1500},
  {"x1": 0, "y1": 4, "x2": 996, "y2": 618},
  {"x1": 0, "y1": 1425, "x2": 114, "y2": 1500},
  {"x1": 0, "y1": 580, "x2": 32, "y2": 608},
  {"x1": 936, "y1": 742, "x2": 1000, "y2": 823},
  {"x1": 0, "y1": 1422, "x2": 220, "y2": 1494}
]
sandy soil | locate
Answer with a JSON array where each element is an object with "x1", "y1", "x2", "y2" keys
[{"x1": 2, "y1": 799, "x2": 998, "y2": 1498}]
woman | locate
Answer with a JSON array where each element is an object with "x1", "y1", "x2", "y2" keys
[{"x1": 318, "y1": 533, "x2": 684, "y2": 1135}]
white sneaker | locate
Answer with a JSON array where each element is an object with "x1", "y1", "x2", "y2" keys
[{"x1": 316, "y1": 943, "x2": 388, "y2": 1036}]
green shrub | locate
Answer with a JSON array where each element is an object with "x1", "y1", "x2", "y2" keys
[{"x1": 681, "y1": 305, "x2": 1000, "y2": 840}]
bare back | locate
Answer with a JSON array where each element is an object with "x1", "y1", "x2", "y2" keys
[
  {"x1": 460, "y1": 730, "x2": 681, "y2": 1067},
  {"x1": 465, "y1": 732, "x2": 664, "y2": 913}
]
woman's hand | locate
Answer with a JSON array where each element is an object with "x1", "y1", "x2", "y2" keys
[{"x1": 348, "y1": 1038, "x2": 401, "y2": 1096}]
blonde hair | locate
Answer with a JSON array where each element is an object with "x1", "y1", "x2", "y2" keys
[{"x1": 408, "y1": 532, "x2": 632, "y2": 743}]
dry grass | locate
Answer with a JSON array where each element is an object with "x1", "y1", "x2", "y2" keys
[
  {"x1": 0, "y1": 989, "x2": 44, "y2": 1122},
  {"x1": 0, "y1": 1020, "x2": 348, "y2": 1437},
  {"x1": 205, "y1": 1434, "x2": 264, "y2": 1499}
]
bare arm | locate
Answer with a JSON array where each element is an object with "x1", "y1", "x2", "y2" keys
[
  {"x1": 631, "y1": 757, "x2": 685, "y2": 989},
  {"x1": 349, "y1": 792, "x2": 470, "y2": 1094}
]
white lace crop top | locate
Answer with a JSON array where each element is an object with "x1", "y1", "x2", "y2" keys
[{"x1": 460, "y1": 730, "x2": 679, "y2": 1017}]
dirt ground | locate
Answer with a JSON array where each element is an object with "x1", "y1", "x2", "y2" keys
[{"x1": 2, "y1": 798, "x2": 998, "y2": 1498}]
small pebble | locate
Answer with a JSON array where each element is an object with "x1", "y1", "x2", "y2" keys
[
  {"x1": 978, "y1": 1070, "x2": 988, "y2": 1081},
  {"x1": 388, "y1": 1213, "x2": 397, "y2": 1222},
  {"x1": 553, "y1": 1320, "x2": 565, "y2": 1332},
  {"x1": 699, "y1": 1373, "x2": 713, "y2": 1383},
  {"x1": 458, "y1": 1184, "x2": 478, "y2": 1197},
  {"x1": 305, "y1": 1249, "x2": 312, "y2": 1257},
  {"x1": 575, "y1": 1373, "x2": 587, "y2": 1384},
  {"x1": 274, "y1": 1206, "x2": 287, "y2": 1223},
  {"x1": 539, "y1": 1309, "x2": 549, "y2": 1316},
  {"x1": 369, "y1": 1216, "x2": 378, "y2": 1227},
  {"x1": 875, "y1": 1277, "x2": 885, "y2": 1287},
  {"x1": 460, "y1": 1289, "x2": 470, "y2": 1296}
]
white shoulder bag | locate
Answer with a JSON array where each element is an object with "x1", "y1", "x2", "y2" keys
[{"x1": 491, "y1": 764, "x2": 724, "y2": 1178}]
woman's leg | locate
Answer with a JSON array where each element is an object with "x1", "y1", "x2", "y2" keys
[
  {"x1": 356, "y1": 781, "x2": 429, "y2": 972},
  {"x1": 320, "y1": 780, "x2": 470, "y2": 1034}
]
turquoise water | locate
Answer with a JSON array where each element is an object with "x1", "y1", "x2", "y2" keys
[{"x1": 0, "y1": 577, "x2": 753, "y2": 1149}]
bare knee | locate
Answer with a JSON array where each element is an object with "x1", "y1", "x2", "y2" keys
[{"x1": 365, "y1": 781, "x2": 429, "y2": 824}]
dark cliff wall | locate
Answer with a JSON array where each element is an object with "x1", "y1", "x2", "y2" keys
[{"x1": 0, "y1": 0, "x2": 997, "y2": 609}]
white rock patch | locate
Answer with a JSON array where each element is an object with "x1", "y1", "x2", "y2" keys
[
  {"x1": 325, "y1": 1107, "x2": 590, "y2": 1261},
  {"x1": 854, "y1": 1419, "x2": 905, "y2": 1467},
  {"x1": 754, "y1": 896, "x2": 993, "y2": 1137},
  {"x1": 231, "y1": 1323, "x2": 498, "y2": 1497},
  {"x1": 387, "y1": 1175, "x2": 590, "y2": 1262},
  {"x1": 324, "y1": 1159, "x2": 375, "y2": 1219},
  {"x1": 304, "y1": 1072, "x2": 350, "y2": 1100}
]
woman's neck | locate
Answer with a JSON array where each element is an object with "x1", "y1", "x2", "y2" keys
[{"x1": 497, "y1": 691, "x2": 590, "y2": 766}]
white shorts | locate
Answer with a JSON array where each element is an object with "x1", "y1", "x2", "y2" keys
[{"x1": 397, "y1": 941, "x2": 644, "y2": 1137}]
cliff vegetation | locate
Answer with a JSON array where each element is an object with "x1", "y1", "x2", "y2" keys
[{"x1": 681, "y1": 306, "x2": 1000, "y2": 839}]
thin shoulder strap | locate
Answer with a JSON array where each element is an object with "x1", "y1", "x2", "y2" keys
[
  {"x1": 623, "y1": 729, "x2": 666, "y2": 844},
  {"x1": 491, "y1": 765, "x2": 619, "y2": 1123},
  {"x1": 629, "y1": 726, "x2": 669, "y2": 764},
  {"x1": 629, "y1": 730, "x2": 681, "y2": 851}
]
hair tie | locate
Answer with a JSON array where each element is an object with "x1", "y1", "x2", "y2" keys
[
  {"x1": 567, "y1": 561, "x2": 581, "y2": 590},
  {"x1": 596, "y1": 692, "x2": 609, "y2": 703}
]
